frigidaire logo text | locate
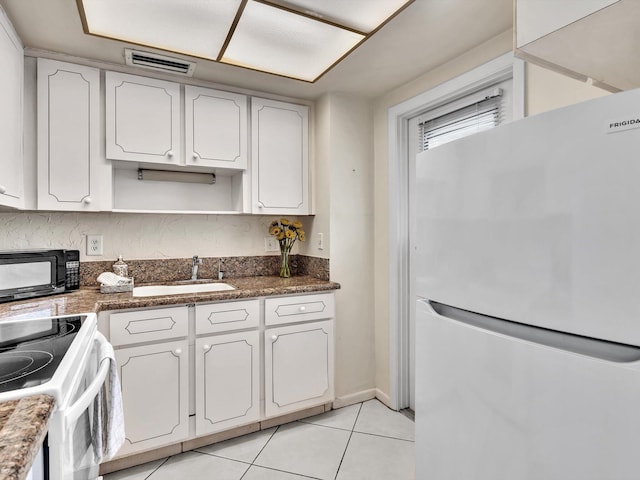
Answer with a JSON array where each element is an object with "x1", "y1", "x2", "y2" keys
[{"x1": 610, "y1": 119, "x2": 640, "y2": 129}]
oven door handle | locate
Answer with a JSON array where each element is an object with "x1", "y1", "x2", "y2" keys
[{"x1": 65, "y1": 332, "x2": 112, "y2": 426}]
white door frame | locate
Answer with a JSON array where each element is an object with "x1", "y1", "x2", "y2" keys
[{"x1": 386, "y1": 52, "x2": 525, "y2": 410}]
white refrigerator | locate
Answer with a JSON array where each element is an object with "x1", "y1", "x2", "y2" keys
[{"x1": 415, "y1": 88, "x2": 640, "y2": 479}]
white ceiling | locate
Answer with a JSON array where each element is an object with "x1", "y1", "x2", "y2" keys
[{"x1": 0, "y1": 0, "x2": 513, "y2": 100}]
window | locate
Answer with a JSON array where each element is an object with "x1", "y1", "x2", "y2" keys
[
  {"x1": 418, "y1": 89, "x2": 502, "y2": 150},
  {"x1": 410, "y1": 79, "x2": 512, "y2": 154}
]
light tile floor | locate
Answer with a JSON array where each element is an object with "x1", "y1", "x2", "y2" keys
[{"x1": 104, "y1": 399, "x2": 415, "y2": 480}]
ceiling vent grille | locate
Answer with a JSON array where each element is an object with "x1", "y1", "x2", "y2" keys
[{"x1": 124, "y1": 49, "x2": 196, "y2": 76}]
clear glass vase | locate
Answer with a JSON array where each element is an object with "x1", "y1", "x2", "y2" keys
[{"x1": 279, "y1": 249, "x2": 291, "y2": 278}]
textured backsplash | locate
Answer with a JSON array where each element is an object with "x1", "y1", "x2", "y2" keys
[
  {"x1": 81, "y1": 255, "x2": 330, "y2": 286},
  {"x1": 0, "y1": 212, "x2": 320, "y2": 260}
]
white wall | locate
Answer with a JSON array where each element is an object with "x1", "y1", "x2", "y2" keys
[
  {"x1": 0, "y1": 211, "x2": 293, "y2": 260},
  {"x1": 324, "y1": 93, "x2": 376, "y2": 401},
  {"x1": 526, "y1": 62, "x2": 610, "y2": 116},
  {"x1": 304, "y1": 93, "x2": 376, "y2": 402}
]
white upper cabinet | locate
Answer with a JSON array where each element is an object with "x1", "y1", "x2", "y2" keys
[
  {"x1": 0, "y1": 8, "x2": 23, "y2": 209},
  {"x1": 516, "y1": 0, "x2": 619, "y2": 47},
  {"x1": 185, "y1": 85, "x2": 247, "y2": 169},
  {"x1": 515, "y1": 0, "x2": 639, "y2": 91},
  {"x1": 37, "y1": 59, "x2": 104, "y2": 211},
  {"x1": 251, "y1": 98, "x2": 309, "y2": 214},
  {"x1": 106, "y1": 71, "x2": 181, "y2": 165}
]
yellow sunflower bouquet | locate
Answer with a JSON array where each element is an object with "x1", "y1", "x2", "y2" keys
[{"x1": 269, "y1": 218, "x2": 305, "y2": 278}]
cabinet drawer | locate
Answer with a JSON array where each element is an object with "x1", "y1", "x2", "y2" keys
[
  {"x1": 265, "y1": 293, "x2": 335, "y2": 326},
  {"x1": 109, "y1": 306, "x2": 189, "y2": 346},
  {"x1": 195, "y1": 299, "x2": 259, "y2": 334}
]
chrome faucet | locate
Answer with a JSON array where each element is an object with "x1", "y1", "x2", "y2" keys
[{"x1": 191, "y1": 255, "x2": 202, "y2": 280}]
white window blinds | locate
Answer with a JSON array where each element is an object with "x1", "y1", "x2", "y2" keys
[{"x1": 418, "y1": 89, "x2": 503, "y2": 151}]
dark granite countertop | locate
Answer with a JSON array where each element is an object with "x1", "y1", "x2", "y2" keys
[
  {"x1": 0, "y1": 275, "x2": 340, "y2": 320},
  {"x1": 0, "y1": 395, "x2": 55, "y2": 480},
  {"x1": 0, "y1": 275, "x2": 339, "y2": 477}
]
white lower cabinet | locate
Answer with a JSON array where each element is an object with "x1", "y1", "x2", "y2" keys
[
  {"x1": 107, "y1": 306, "x2": 190, "y2": 456},
  {"x1": 265, "y1": 320, "x2": 334, "y2": 417},
  {"x1": 115, "y1": 340, "x2": 190, "y2": 455},
  {"x1": 195, "y1": 330, "x2": 260, "y2": 436},
  {"x1": 100, "y1": 292, "x2": 335, "y2": 459}
]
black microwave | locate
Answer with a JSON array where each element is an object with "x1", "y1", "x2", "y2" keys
[{"x1": 0, "y1": 249, "x2": 80, "y2": 303}]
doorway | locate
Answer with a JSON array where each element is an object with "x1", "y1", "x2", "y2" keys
[{"x1": 387, "y1": 53, "x2": 524, "y2": 410}]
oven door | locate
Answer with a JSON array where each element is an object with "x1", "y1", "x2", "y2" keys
[{"x1": 47, "y1": 332, "x2": 114, "y2": 480}]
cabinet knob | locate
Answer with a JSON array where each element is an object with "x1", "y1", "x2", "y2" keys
[
  {"x1": 299, "y1": 306, "x2": 306, "y2": 312},
  {"x1": 192, "y1": 153, "x2": 199, "y2": 161},
  {"x1": 258, "y1": 204, "x2": 263, "y2": 209},
  {"x1": 203, "y1": 344, "x2": 210, "y2": 351},
  {"x1": 174, "y1": 348, "x2": 182, "y2": 355},
  {"x1": 83, "y1": 196, "x2": 92, "y2": 204},
  {"x1": 0, "y1": 185, "x2": 5, "y2": 194},
  {"x1": 167, "y1": 151, "x2": 174, "y2": 159},
  {"x1": 271, "y1": 335, "x2": 278, "y2": 341}
]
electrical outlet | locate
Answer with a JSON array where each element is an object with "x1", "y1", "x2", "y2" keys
[
  {"x1": 86, "y1": 234, "x2": 103, "y2": 256},
  {"x1": 317, "y1": 233, "x2": 324, "y2": 250},
  {"x1": 264, "y1": 236, "x2": 279, "y2": 252}
]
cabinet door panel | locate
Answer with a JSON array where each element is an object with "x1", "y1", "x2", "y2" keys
[
  {"x1": 265, "y1": 320, "x2": 333, "y2": 417},
  {"x1": 106, "y1": 72, "x2": 180, "y2": 164},
  {"x1": 0, "y1": 11, "x2": 23, "y2": 208},
  {"x1": 195, "y1": 331, "x2": 260, "y2": 436},
  {"x1": 115, "y1": 340, "x2": 189, "y2": 456},
  {"x1": 252, "y1": 98, "x2": 309, "y2": 214},
  {"x1": 37, "y1": 59, "x2": 101, "y2": 210},
  {"x1": 185, "y1": 86, "x2": 247, "y2": 169}
]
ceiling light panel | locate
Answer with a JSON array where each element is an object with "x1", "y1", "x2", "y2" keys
[
  {"x1": 270, "y1": 0, "x2": 413, "y2": 33},
  {"x1": 222, "y1": 1, "x2": 364, "y2": 82},
  {"x1": 79, "y1": 0, "x2": 243, "y2": 59}
]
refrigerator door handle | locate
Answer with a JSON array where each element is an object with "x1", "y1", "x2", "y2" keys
[{"x1": 420, "y1": 299, "x2": 640, "y2": 364}]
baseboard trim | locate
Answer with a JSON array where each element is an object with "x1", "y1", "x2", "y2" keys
[
  {"x1": 332, "y1": 389, "x2": 376, "y2": 409},
  {"x1": 99, "y1": 443, "x2": 181, "y2": 475},
  {"x1": 374, "y1": 389, "x2": 393, "y2": 409}
]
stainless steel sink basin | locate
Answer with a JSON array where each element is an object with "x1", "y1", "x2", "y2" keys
[{"x1": 132, "y1": 282, "x2": 235, "y2": 297}]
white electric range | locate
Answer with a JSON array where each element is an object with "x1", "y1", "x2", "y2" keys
[{"x1": 0, "y1": 312, "x2": 119, "y2": 480}]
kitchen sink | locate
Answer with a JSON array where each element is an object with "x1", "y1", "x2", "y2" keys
[
  {"x1": 172, "y1": 279, "x2": 216, "y2": 285},
  {"x1": 132, "y1": 282, "x2": 235, "y2": 297}
]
